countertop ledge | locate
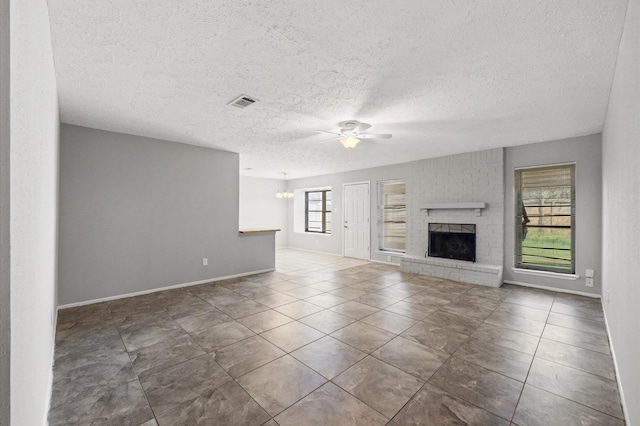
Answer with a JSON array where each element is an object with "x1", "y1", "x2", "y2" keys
[{"x1": 239, "y1": 228, "x2": 281, "y2": 234}]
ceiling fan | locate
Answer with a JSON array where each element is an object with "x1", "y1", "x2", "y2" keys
[{"x1": 315, "y1": 120, "x2": 392, "y2": 149}]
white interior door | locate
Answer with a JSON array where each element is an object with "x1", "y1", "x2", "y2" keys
[{"x1": 343, "y1": 182, "x2": 370, "y2": 260}]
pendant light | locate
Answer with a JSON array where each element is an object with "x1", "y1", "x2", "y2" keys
[{"x1": 276, "y1": 172, "x2": 294, "y2": 198}]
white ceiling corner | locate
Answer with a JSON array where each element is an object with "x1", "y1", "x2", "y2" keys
[{"x1": 47, "y1": 0, "x2": 628, "y2": 179}]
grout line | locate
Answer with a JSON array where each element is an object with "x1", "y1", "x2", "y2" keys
[
  {"x1": 510, "y1": 311, "x2": 547, "y2": 423},
  {"x1": 108, "y1": 306, "x2": 159, "y2": 425},
  {"x1": 523, "y1": 379, "x2": 626, "y2": 422},
  {"x1": 326, "y1": 356, "x2": 395, "y2": 421},
  {"x1": 52, "y1": 256, "x2": 621, "y2": 424}
]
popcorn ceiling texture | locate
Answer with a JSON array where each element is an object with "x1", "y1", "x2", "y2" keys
[
  {"x1": 46, "y1": 0, "x2": 627, "y2": 178},
  {"x1": 402, "y1": 148, "x2": 504, "y2": 286}
]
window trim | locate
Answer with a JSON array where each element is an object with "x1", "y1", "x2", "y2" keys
[
  {"x1": 378, "y1": 179, "x2": 406, "y2": 253},
  {"x1": 511, "y1": 267, "x2": 579, "y2": 280},
  {"x1": 305, "y1": 189, "x2": 332, "y2": 234},
  {"x1": 514, "y1": 163, "x2": 576, "y2": 274}
]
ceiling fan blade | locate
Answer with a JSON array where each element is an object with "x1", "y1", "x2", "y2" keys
[
  {"x1": 352, "y1": 122, "x2": 371, "y2": 134},
  {"x1": 314, "y1": 130, "x2": 342, "y2": 136},
  {"x1": 358, "y1": 133, "x2": 392, "y2": 139}
]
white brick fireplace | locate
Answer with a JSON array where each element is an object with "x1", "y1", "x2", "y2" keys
[{"x1": 401, "y1": 148, "x2": 504, "y2": 286}]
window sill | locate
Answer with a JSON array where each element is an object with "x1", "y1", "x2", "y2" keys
[
  {"x1": 511, "y1": 268, "x2": 580, "y2": 280},
  {"x1": 375, "y1": 251, "x2": 406, "y2": 257},
  {"x1": 294, "y1": 231, "x2": 333, "y2": 237}
]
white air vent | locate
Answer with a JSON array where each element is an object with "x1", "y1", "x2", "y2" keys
[{"x1": 228, "y1": 95, "x2": 258, "y2": 108}]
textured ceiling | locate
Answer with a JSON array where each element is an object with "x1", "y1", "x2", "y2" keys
[{"x1": 47, "y1": 0, "x2": 627, "y2": 179}]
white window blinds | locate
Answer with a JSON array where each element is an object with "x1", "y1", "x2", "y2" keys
[{"x1": 515, "y1": 164, "x2": 575, "y2": 273}]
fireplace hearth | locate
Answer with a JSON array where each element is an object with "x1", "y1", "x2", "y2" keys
[{"x1": 427, "y1": 223, "x2": 476, "y2": 262}]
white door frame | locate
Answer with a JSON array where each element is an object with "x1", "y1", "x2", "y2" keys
[{"x1": 342, "y1": 181, "x2": 371, "y2": 260}]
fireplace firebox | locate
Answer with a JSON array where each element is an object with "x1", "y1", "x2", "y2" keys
[{"x1": 427, "y1": 223, "x2": 476, "y2": 262}]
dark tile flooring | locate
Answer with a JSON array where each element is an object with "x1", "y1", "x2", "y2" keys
[{"x1": 49, "y1": 249, "x2": 625, "y2": 425}]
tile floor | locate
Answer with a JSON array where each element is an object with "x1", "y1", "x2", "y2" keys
[{"x1": 49, "y1": 249, "x2": 625, "y2": 425}]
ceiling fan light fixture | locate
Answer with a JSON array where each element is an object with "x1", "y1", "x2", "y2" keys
[{"x1": 340, "y1": 136, "x2": 360, "y2": 149}]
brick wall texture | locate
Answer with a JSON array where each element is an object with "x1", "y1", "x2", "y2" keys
[{"x1": 402, "y1": 148, "x2": 504, "y2": 286}]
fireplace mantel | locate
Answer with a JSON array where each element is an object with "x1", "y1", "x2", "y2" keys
[{"x1": 420, "y1": 202, "x2": 487, "y2": 216}]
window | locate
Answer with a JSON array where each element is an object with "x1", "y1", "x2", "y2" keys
[
  {"x1": 515, "y1": 164, "x2": 575, "y2": 273},
  {"x1": 305, "y1": 190, "x2": 332, "y2": 233},
  {"x1": 378, "y1": 180, "x2": 406, "y2": 252}
]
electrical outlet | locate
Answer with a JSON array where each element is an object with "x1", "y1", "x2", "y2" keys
[
  {"x1": 586, "y1": 277, "x2": 593, "y2": 287},
  {"x1": 202, "y1": 258, "x2": 208, "y2": 266},
  {"x1": 387, "y1": 255, "x2": 392, "y2": 262}
]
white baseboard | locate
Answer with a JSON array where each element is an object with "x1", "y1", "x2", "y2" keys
[
  {"x1": 369, "y1": 259, "x2": 401, "y2": 266},
  {"x1": 279, "y1": 246, "x2": 382, "y2": 263},
  {"x1": 602, "y1": 305, "x2": 630, "y2": 425},
  {"x1": 502, "y1": 280, "x2": 601, "y2": 298},
  {"x1": 277, "y1": 246, "x2": 345, "y2": 258},
  {"x1": 57, "y1": 268, "x2": 275, "y2": 309}
]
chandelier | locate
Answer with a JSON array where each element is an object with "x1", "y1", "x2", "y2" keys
[{"x1": 276, "y1": 173, "x2": 294, "y2": 198}]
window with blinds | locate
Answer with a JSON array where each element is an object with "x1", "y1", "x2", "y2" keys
[
  {"x1": 515, "y1": 164, "x2": 575, "y2": 273},
  {"x1": 305, "y1": 190, "x2": 332, "y2": 234},
  {"x1": 378, "y1": 180, "x2": 406, "y2": 253}
]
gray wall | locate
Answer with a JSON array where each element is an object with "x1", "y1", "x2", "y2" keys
[
  {"x1": 0, "y1": 0, "x2": 10, "y2": 422},
  {"x1": 59, "y1": 124, "x2": 276, "y2": 306},
  {"x1": 9, "y1": 0, "x2": 60, "y2": 423},
  {"x1": 286, "y1": 162, "x2": 410, "y2": 263},
  {"x1": 503, "y1": 134, "x2": 602, "y2": 295},
  {"x1": 601, "y1": 0, "x2": 639, "y2": 422}
]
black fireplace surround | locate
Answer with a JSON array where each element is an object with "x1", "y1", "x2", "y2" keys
[{"x1": 427, "y1": 223, "x2": 476, "y2": 262}]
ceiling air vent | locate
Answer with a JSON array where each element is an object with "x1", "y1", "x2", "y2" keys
[{"x1": 228, "y1": 95, "x2": 258, "y2": 108}]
